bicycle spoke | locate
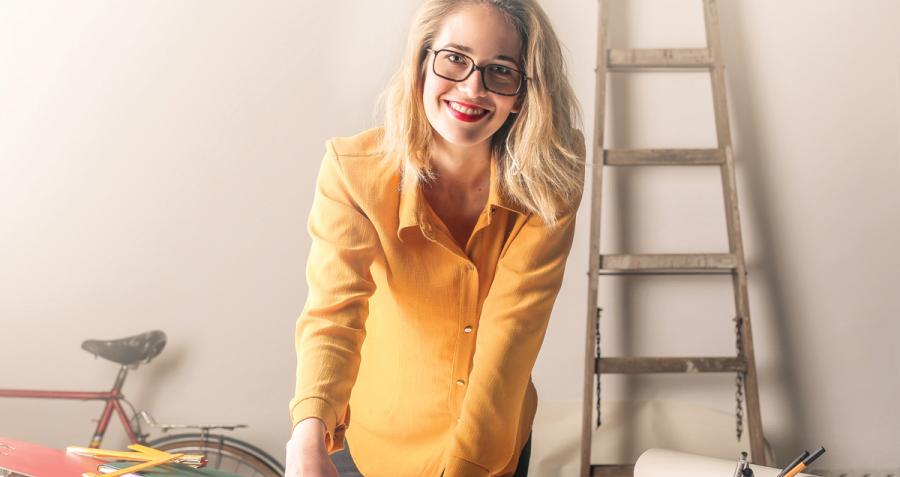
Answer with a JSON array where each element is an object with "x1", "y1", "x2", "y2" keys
[{"x1": 149, "y1": 436, "x2": 281, "y2": 477}]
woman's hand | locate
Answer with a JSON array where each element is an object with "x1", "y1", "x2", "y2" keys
[{"x1": 284, "y1": 418, "x2": 339, "y2": 477}]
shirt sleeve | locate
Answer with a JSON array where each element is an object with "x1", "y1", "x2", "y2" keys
[
  {"x1": 442, "y1": 199, "x2": 581, "y2": 476},
  {"x1": 288, "y1": 139, "x2": 378, "y2": 453}
]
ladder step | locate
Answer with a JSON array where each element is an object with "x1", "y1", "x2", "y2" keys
[
  {"x1": 608, "y1": 48, "x2": 714, "y2": 68},
  {"x1": 597, "y1": 357, "x2": 747, "y2": 374},
  {"x1": 600, "y1": 253, "x2": 737, "y2": 271},
  {"x1": 591, "y1": 464, "x2": 634, "y2": 477},
  {"x1": 605, "y1": 148, "x2": 725, "y2": 166}
]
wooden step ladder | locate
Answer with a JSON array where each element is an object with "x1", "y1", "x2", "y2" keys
[{"x1": 580, "y1": 1, "x2": 767, "y2": 476}]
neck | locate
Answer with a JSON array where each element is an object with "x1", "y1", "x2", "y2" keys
[{"x1": 428, "y1": 135, "x2": 492, "y2": 190}]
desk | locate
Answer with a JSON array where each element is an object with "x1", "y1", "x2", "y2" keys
[
  {"x1": 0, "y1": 436, "x2": 103, "y2": 477},
  {"x1": 0, "y1": 437, "x2": 239, "y2": 477}
]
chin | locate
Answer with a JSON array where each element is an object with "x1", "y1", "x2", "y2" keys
[
  {"x1": 432, "y1": 117, "x2": 502, "y2": 147},
  {"x1": 437, "y1": 128, "x2": 489, "y2": 146}
]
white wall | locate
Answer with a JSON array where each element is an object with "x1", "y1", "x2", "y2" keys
[{"x1": 1, "y1": 0, "x2": 897, "y2": 474}]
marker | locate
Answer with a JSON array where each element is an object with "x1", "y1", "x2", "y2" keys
[
  {"x1": 777, "y1": 450, "x2": 809, "y2": 477},
  {"x1": 784, "y1": 446, "x2": 826, "y2": 477}
]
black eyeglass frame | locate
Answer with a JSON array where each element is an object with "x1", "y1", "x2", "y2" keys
[{"x1": 424, "y1": 47, "x2": 529, "y2": 96}]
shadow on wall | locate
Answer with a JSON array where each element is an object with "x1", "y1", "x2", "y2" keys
[
  {"x1": 134, "y1": 334, "x2": 189, "y2": 430},
  {"x1": 716, "y1": 1, "x2": 808, "y2": 457}
]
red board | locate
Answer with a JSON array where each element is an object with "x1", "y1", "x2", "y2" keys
[{"x1": 0, "y1": 437, "x2": 105, "y2": 477}]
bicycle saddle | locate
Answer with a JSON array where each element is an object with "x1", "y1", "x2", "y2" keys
[{"x1": 81, "y1": 330, "x2": 167, "y2": 366}]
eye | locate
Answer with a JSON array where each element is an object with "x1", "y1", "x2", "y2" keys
[
  {"x1": 488, "y1": 65, "x2": 514, "y2": 76},
  {"x1": 446, "y1": 54, "x2": 467, "y2": 64}
]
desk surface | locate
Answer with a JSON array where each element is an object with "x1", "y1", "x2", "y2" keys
[
  {"x1": 0, "y1": 436, "x2": 104, "y2": 477},
  {"x1": 0, "y1": 437, "x2": 239, "y2": 477}
]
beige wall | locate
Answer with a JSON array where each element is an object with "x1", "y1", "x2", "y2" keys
[{"x1": 1, "y1": 0, "x2": 897, "y2": 473}]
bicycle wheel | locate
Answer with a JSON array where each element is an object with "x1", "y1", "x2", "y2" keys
[{"x1": 148, "y1": 433, "x2": 284, "y2": 477}]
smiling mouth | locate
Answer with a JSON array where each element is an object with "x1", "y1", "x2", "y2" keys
[
  {"x1": 444, "y1": 100, "x2": 490, "y2": 122},
  {"x1": 447, "y1": 100, "x2": 488, "y2": 115}
]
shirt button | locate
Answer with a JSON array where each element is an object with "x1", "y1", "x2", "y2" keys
[
  {"x1": 457, "y1": 417, "x2": 461, "y2": 423},
  {"x1": 455, "y1": 379, "x2": 465, "y2": 386},
  {"x1": 463, "y1": 326, "x2": 473, "y2": 333}
]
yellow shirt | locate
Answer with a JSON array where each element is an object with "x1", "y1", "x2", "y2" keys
[{"x1": 290, "y1": 127, "x2": 583, "y2": 477}]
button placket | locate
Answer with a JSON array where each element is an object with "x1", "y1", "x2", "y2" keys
[{"x1": 451, "y1": 259, "x2": 478, "y2": 418}]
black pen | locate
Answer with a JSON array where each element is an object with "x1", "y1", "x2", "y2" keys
[
  {"x1": 784, "y1": 446, "x2": 826, "y2": 477},
  {"x1": 777, "y1": 450, "x2": 809, "y2": 477}
]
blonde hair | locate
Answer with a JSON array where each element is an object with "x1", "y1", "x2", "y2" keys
[{"x1": 376, "y1": 0, "x2": 584, "y2": 226}]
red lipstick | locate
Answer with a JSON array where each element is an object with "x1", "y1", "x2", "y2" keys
[{"x1": 444, "y1": 100, "x2": 489, "y2": 123}]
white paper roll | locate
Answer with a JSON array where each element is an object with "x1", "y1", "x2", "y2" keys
[{"x1": 634, "y1": 448, "x2": 818, "y2": 477}]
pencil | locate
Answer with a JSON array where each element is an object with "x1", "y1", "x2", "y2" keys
[
  {"x1": 784, "y1": 446, "x2": 826, "y2": 477},
  {"x1": 777, "y1": 450, "x2": 809, "y2": 477}
]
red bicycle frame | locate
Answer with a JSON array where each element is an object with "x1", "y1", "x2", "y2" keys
[{"x1": 0, "y1": 366, "x2": 140, "y2": 447}]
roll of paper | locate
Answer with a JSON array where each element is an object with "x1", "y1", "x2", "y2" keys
[{"x1": 635, "y1": 448, "x2": 818, "y2": 477}]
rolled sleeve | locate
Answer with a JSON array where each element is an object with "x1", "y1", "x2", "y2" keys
[{"x1": 288, "y1": 139, "x2": 378, "y2": 453}]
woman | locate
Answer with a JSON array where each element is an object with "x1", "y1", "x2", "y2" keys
[{"x1": 285, "y1": 1, "x2": 584, "y2": 476}]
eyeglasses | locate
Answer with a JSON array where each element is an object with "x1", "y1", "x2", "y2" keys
[{"x1": 425, "y1": 47, "x2": 527, "y2": 96}]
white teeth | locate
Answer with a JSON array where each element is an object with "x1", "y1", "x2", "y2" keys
[{"x1": 448, "y1": 101, "x2": 486, "y2": 116}]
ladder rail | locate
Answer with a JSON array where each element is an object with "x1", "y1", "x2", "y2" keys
[
  {"x1": 580, "y1": 0, "x2": 610, "y2": 475},
  {"x1": 703, "y1": 0, "x2": 767, "y2": 463}
]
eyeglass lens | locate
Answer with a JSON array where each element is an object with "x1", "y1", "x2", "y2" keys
[{"x1": 433, "y1": 50, "x2": 522, "y2": 95}]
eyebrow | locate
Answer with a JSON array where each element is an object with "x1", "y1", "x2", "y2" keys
[{"x1": 441, "y1": 43, "x2": 519, "y2": 64}]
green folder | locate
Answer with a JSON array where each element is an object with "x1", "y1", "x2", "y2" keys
[{"x1": 97, "y1": 461, "x2": 242, "y2": 477}]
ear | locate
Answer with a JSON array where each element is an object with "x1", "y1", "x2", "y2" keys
[{"x1": 511, "y1": 93, "x2": 525, "y2": 113}]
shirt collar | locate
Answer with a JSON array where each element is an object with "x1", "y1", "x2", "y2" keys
[{"x1": 396, "y1": 156, "x2": 525, "y2": 242}]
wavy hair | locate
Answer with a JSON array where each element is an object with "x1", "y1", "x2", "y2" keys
[{"x1": 376, "y1": 0, "x2": 584, "y2": 226}]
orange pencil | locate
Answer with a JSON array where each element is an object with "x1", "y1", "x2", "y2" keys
[{"x1": 784, "y1": 446, "x2": 826, "y2": 477}]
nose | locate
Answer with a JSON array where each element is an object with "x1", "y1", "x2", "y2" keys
[{"x1": 459, "y1": 68, "x2": 488, "y2": 97}]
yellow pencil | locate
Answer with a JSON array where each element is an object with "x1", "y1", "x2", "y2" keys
[
  {"x1": 81, "y1": 453, "x2": 183, "y2": 477},
  {"x1": 126, "y1": 444, "x2": 169, "y2": 456},
  {"x1": 67, "y1": 444, "x2": 206, "y2": 468},
  {"x1": 67, "y1": 446, "x2": 152, "y2": 461}
]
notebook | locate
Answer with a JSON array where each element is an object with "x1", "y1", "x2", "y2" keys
[{"x1": 0, "y1": 436, "x2": 104, "y2": 477}]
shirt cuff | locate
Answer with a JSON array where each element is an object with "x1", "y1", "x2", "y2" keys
[
  {"x1": 289, "y1": 396, "x2": 339, "y2": 451},
  {"x1": 443, "y1": 456, "x2": 490, "y2": 477}
]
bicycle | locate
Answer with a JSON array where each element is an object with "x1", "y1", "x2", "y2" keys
[{"x1": 0, "y1": 330, "x2": 284, "y2": 477}]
